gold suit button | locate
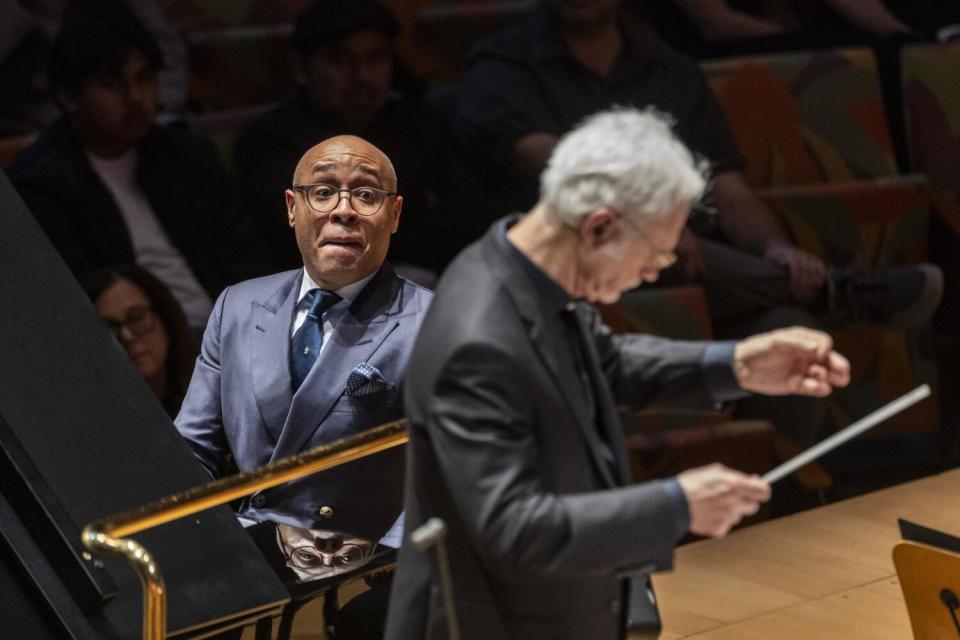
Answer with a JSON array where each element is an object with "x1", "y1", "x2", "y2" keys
[{"x1": 318, "y1": 506, "x2": 334, "y2": 519}]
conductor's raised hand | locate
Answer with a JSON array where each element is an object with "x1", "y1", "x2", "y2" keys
[
  {"x1": 733, "y1": 326, "x2": 851, "y2": 397},
  {"x1": 677, "y1": 464, "x2": 771, "y2": 538}
]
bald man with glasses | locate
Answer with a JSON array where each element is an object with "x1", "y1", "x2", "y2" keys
[{"x1": 175, "y1": 136, "x2": 432, "y2": 631}]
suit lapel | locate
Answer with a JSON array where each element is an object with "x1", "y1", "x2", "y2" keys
[
  {"x1": 250, "y1": 271, "x2": 301, "y2": 444},
  {"x1": 270, "y1": 267, "x2": 402, "y2": 460},
  {"x1": 527, "y1": 318, "x2": 617, "y2": 487},
  {"x1": 571, "y1": 307, "x2": 631, "y2": 485},
  {"x1": 486, "y1": 233, "x2": 619, "y2": 488}
]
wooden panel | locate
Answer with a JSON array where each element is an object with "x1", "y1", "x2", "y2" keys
[
  {"x1": 683, "y1": 579, "x2": 910, "y2": 640},
  {"x1": 656, "y1": 469, "x2": 960, "y2": 638},
  {"x1": 893, "y1": 541, "x2": 960, "y2": 640}
]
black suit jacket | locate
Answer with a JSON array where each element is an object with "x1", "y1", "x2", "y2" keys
[
  {"x1": 385, "y1": 220, "x2": 720, "y2": 640},
  {"x1": 8, "y1": 116, "x2": 266, "y2": 296}
]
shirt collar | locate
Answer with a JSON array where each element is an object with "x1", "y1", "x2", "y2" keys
[
  {"x1": 497, "y1": 215, "x2": 573, "y2": 314},
  {"x1": 297, "y1": 268, "x2": 376, "y2": 307}
]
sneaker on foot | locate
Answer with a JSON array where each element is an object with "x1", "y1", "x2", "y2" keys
[{"x1": 824, "y1": 263, "x2": 943, "y2": 328}]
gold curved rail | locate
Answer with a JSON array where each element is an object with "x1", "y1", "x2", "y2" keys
[
  {"x1": 82, "y1": 419, "x2": 408, "y2": 639},
  {"x1": 82, "y1": 529, "x2": 166, "y2": 639}
]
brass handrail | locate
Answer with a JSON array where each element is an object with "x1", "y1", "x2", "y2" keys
[{"x1": 82, "y1": 418, "x2": 408, "y2": 639}]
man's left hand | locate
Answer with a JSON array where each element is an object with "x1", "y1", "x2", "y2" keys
[{"x1": 733, "y1": 326, "x2": 850, "y2": 397}]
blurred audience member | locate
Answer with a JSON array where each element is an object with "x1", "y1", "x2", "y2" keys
[
  {"x1": 455, "y1": 0, "x2": 942, "y2": 445},
  {"x1": 0, "y1": 0, "x2": 187, "y2": 136},
  {"x1": 883, "y1": 1, "x2": 960, "y2": 42},
  {"x1": 9, "y1": 11, "x2": 265, "y2": 332},
  {"x1": 81, "y1": 264, "x2": 198, "y2": 417},
  {"x1": 0, "y1": 0, "x2": 60, "y2": 135},
  {"x1": 631, "y1": 0, "x2": 960, "y2": 59},
  {"x1": 235, "y1": 0, "x2": 484, "y2": 277}
]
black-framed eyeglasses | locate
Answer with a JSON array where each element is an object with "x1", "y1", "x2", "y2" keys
[
  {"x1": 102, "y1": 305, "x2": 157, "y2": 337},
  {"x1": 291, "y1": 183, "x2": 397, "y2": 216},
  {"x1": 282, "y1": 542, "x2": 371, "y2": 570}
]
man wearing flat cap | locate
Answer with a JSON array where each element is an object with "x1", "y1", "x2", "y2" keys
[{"x1": 236, "y1": 0, "x2": 481, "y2": 278}]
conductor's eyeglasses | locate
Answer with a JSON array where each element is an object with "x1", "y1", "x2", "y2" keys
[{"x1": 614, "y1": 212, "x2": 678, "y2": 270}]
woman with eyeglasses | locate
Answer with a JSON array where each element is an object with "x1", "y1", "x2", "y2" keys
[{"x1": 80, "y1": 264, "x2": 198, "y2": 417}]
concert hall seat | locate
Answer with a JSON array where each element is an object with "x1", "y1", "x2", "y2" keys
[
  {"x1": 700, "y1": 48, "x2": 948, "y2": 463},
  {"x1": 761, "y1": 178, "x2": 940, "y2": 440},
  {"x1": 601, "y1": 287, "x2": 832, "y2": 510},
  {"x1": 899, "y1": 41, "x2": 960, "y2": 464},
  {"x1": 702, "y1": 47, "x2": 898, "y2": 187},
  {"x1": 900, "y1": 41, "x2": 960, "y2": 203}
]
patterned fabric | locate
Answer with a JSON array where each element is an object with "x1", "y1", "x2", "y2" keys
[
  {"x1": 900, "y1": 41, "x2": 960, "y2": 201},
  {"x1": 700, "y1": 45, "x2": 950, "y2": 440},
  {"x1": 603, "y1": 289, "x2": 830, "y2": 489},
  {"x1": 600, "y1": 285, "x2": 733, "y2": 479},
  {"x1": 761, "y1": 177, "x2": 933, "y2": 268},
  {"x1": 762, "y1": 178, "x2": 940, "y2": 436},
  {"x1": 346, "y1": 362, "x2": 392, "y2": 397},
  {"x1": 604, "y1": 179, "x2": 941, "y2": 438},
  {"x1": 702, "y1": 48, "x2": 898, "y2": 188}
]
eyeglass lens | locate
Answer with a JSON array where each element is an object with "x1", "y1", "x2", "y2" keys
[
  {"x1": 289, "y1": 544, "x2": 367, "y2": 569},
  {"x1": 107, "y1": 306, "x2": 156, "y2": 337},
  {"x1": 302, "y1": 184, "x2": 388, "y2": 215}
]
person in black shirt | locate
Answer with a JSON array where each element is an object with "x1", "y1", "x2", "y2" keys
[{"x1": 235, "y1": 0, "x2": 483, "y2": 278}]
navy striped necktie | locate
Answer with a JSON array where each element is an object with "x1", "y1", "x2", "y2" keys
[{"x1": 291, "y1": 288, "x2": 341, "y2": 389}]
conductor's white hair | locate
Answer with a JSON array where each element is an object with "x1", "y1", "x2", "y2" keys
[{"x1": 540, "y1": 107, "x2": 706, "y2": 226}]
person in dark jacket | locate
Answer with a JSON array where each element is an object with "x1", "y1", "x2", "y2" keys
[
  {"x1": 235, "y1": 0, "x2": 484, "y2": 278},
  {"x1": 385, "y1": 108, "x2": 849, "y2": 640},
  {"x1": 9, "y1": 12, "x2": 265, "y2": 331}
]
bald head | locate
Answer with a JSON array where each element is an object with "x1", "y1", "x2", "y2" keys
[
  {"x1": 293, "y1": 135, "x2": 397, "y2": 191},
  {"x1": 285, "y1": 133, "x2": 403, "y2": 291}
]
